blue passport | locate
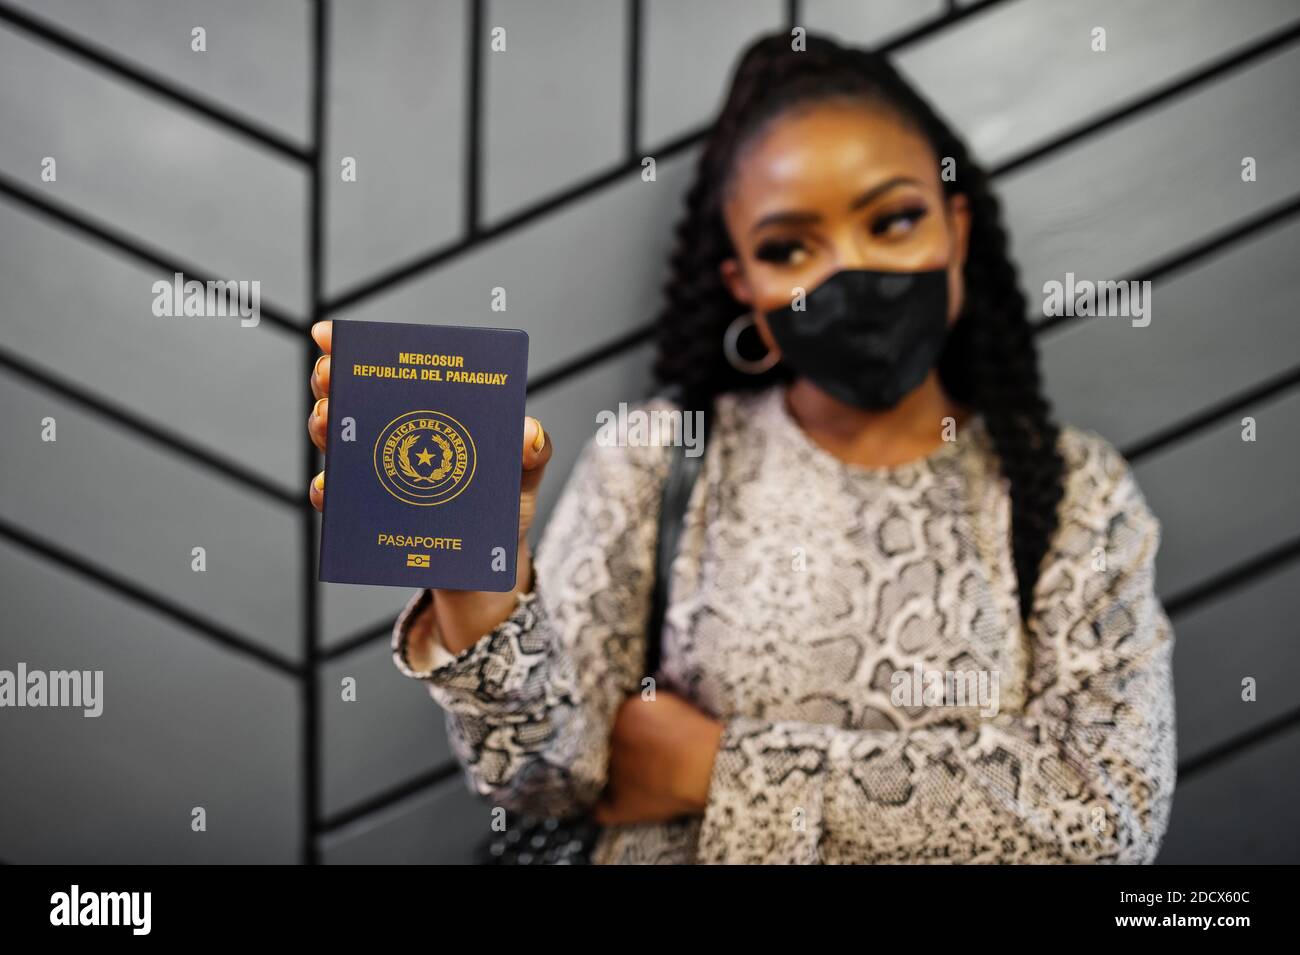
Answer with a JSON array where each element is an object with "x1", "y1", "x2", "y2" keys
[{"x1": 318, "y1": 319, "x2": 529, "y2": 591}]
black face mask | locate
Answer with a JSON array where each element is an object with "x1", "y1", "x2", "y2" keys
[{"x1": 764, "y1": 268, "x2": 951, "y2": 411}]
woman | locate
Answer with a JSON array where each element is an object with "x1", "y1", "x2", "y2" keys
[{"x1": 307, "y1": 33, "x2": 1176, "y2": 864}]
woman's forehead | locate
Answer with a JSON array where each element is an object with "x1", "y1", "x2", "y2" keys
[{"x1": 726, "y1": 104, "x2": 939, "y2": 216}]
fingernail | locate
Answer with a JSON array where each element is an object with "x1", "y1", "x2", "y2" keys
[
  {"x1": 313, "y1": 472, "x2": 325, "y2": 492},
  {"x1": 530, "y1": 418, "x2": 545, "y2": 453},
  {"x1": 313, "y1": 397, "x2": 327, "y2": 420},
  {"x1": 314, "y1": 354, "x2": 329, "y2": 378}
]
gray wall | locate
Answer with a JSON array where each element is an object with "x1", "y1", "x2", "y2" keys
[{"x1": 0, "y1": 0, "x2": 1296, "y2": 864}]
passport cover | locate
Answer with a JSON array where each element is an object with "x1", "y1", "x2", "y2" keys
[{"x1": 318, "y1": 319, "x2": 529, "y2": 591}]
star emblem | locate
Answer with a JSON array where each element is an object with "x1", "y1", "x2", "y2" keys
[{"x1": 415, "y1": 447, "x2": 435, "y2": 467}]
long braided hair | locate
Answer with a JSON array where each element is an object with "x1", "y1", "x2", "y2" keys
[{"x1": 652, "y1": 32, "x2": 1066, "y2": 626}]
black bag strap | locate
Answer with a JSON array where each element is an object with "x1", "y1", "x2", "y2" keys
[{"x1": 644, "y1": 387, "x2": 711, "y2": 677}]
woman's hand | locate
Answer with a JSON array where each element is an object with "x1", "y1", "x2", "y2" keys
[
  {"x1": 307, "y1": 320, "x2": 553, "y2": 658},
  {"x1": 592, "y1": 690, "x2": 725, "y2": 826}
]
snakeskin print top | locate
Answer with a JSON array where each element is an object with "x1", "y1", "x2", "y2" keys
[{"x1": 391, "y1": 383, "x2": 1177, "y2": 864}]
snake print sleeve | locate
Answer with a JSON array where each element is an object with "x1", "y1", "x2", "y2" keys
[
  {"x1": 390, "y1": 413, "x2": 672, "y2": 819},
  {"x1": 694, "y1": 433, "x2": 1177, "y2": 864}
]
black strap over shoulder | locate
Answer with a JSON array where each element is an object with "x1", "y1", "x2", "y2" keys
[
  {"x1": 644, "y1": 386, "x2": 712, "y2": 678},
  {"x1": 478, "y1": 386, "x2": 713, "y2": 865}
]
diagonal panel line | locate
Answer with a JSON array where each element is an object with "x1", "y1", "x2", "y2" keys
[
  {"x1": 1127, "y1": 193, "x2": 1300, "y2": 286},
  {"x1": 1178, "y1": 703, "x2": 1300, "y2": 781},
  {"x1": 527, "y1": 322, "x2": 657, "y2": 394},
  {"x1": 330, "y1": 270, "x2": 1300, "y2": 658},
  {"x1": 1165, "y1": 534, "x2": 1300, "y2": 620},
  {"x1": 329, "y1": 369, "x2": 1300, "y2": 657},
  {"x1": 1123, "y1": 364, "x2": 1300, "y2": 463},
  {"x1": 322, "y1": 616, "x2": 393, "y2": 664},
  {"x1": 325, "y1": 537, "x2": 1300, "y2": 827},
  {"x1": 310, "y1": 0, "x2": 1300, "y2": 832},
  {"x1": 991, "y1": 19, "x2": 1300, "y2": 178},
  {"x1": 315, "y1": 760, "x2": 463, "y2": 835},
  {"x1": 0, "y1": 173, "x2": 307, "y2": 337},
  {"x1": 329, "y1": 100, "x2": 1300, "y2": 386},
  {"x1": 322, "y1": 0, "x2": 1018, "y2": 315},
  {"x1": 324, "y1": 2, "x2": 1297, "y2": 374},
  {"x1": 326, "y1": 361, "x2": 1300, "y2": 684},
  {"x1": 876, "y1": 0, "x2": 1013, "y2": 54},
  {"x1": 323, "y1": 191, "x2": 1300, "y2": 664},
  {"x1": 0, "y1": 514, "x2": 303, "y2": 679},
  {"x1": 1034, "y1": 193, "x2": 1300, "y2": 337},
  {"x1": 0, "y1": 346, "x2": 300, "y2": 508},
  {"x1": 531, "y1": 194, "x2": 1300, "y2": 403},
  {"x1": 323, "y1": 123, "x2": 707, "y2": 314},
  {"x1": 0, "y1": 2, "x2": 312, "y2": 164}
]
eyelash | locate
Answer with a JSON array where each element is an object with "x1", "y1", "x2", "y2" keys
[
  {"x1": 754, "y1": 239, "x2": 805, "y2": 264},
  {"x1": 871, "y1": 205, "x2": 928, "y2": 236},
  {"x1": 753, "y1": 206, "x2": 930, "y2": 265}
]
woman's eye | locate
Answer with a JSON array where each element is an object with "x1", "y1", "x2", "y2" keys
[
  {"x1": 870, "y1": 206, "x2": 928, "y2": 237},
  {"x1": 754, "y1": 239, "x2": 808, "y2": 266}
]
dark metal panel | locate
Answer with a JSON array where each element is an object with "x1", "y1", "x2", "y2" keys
[
  {"x1": 640, "y1": 0, "x2": 785, "y2": 146},
  {"x1": 331, "y1": 150, "x2": 697, "y2": 382},
  {"x1": 0, "y1": 371, "x2": 303, "y2": 661},
  {"x1": 1, "y1": 0, "x2": 312, "y2": 147},
  {"x1": 0, "y1": 538, "x2": 300, "y2": 863},
  {"x1": 319, "y1": 634, "x2": 455, "y2": 820},
  {"x1": 1157, "y1": 724, "x2": 1300, "y2": 863},
  {"x1": 897, "y1": 0, "x2": 1300, "y2": 167},
  {"x1": 1172, "y1": 559, "x2": 1300, "y2": 767},
  {"x1": 0, "y1": 199, "x2": 302, "y2": 490},
  {"x1": 482, "y1": 0, "x2": 626, "y2": 223},
  {"x1": 320, "y1": 776, "x2": 492, "y2": 865},
  {"x1": 997, "y1": 44, "x2": 1300, "y2": 310},
  {"x1": 0, "y1": 24, "x2": 309, "y2": 314},
  {"x1": 1044, "y1": 217, "x2": 1300, "y2": 450},
  {"x1": 1134, "y1": 388, "x2": 1300, "y2": 600},
  {"x1": 325, "y1": 0, "x2": 467, "y2": 297}
]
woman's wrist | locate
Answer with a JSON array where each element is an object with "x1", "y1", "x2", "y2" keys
[
  {"x1": 400, "y1": 601, "x2": 444, "y2": 674},
  {"x1": 430, "y1": 543, "x2": 534, "y2": 655}
]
